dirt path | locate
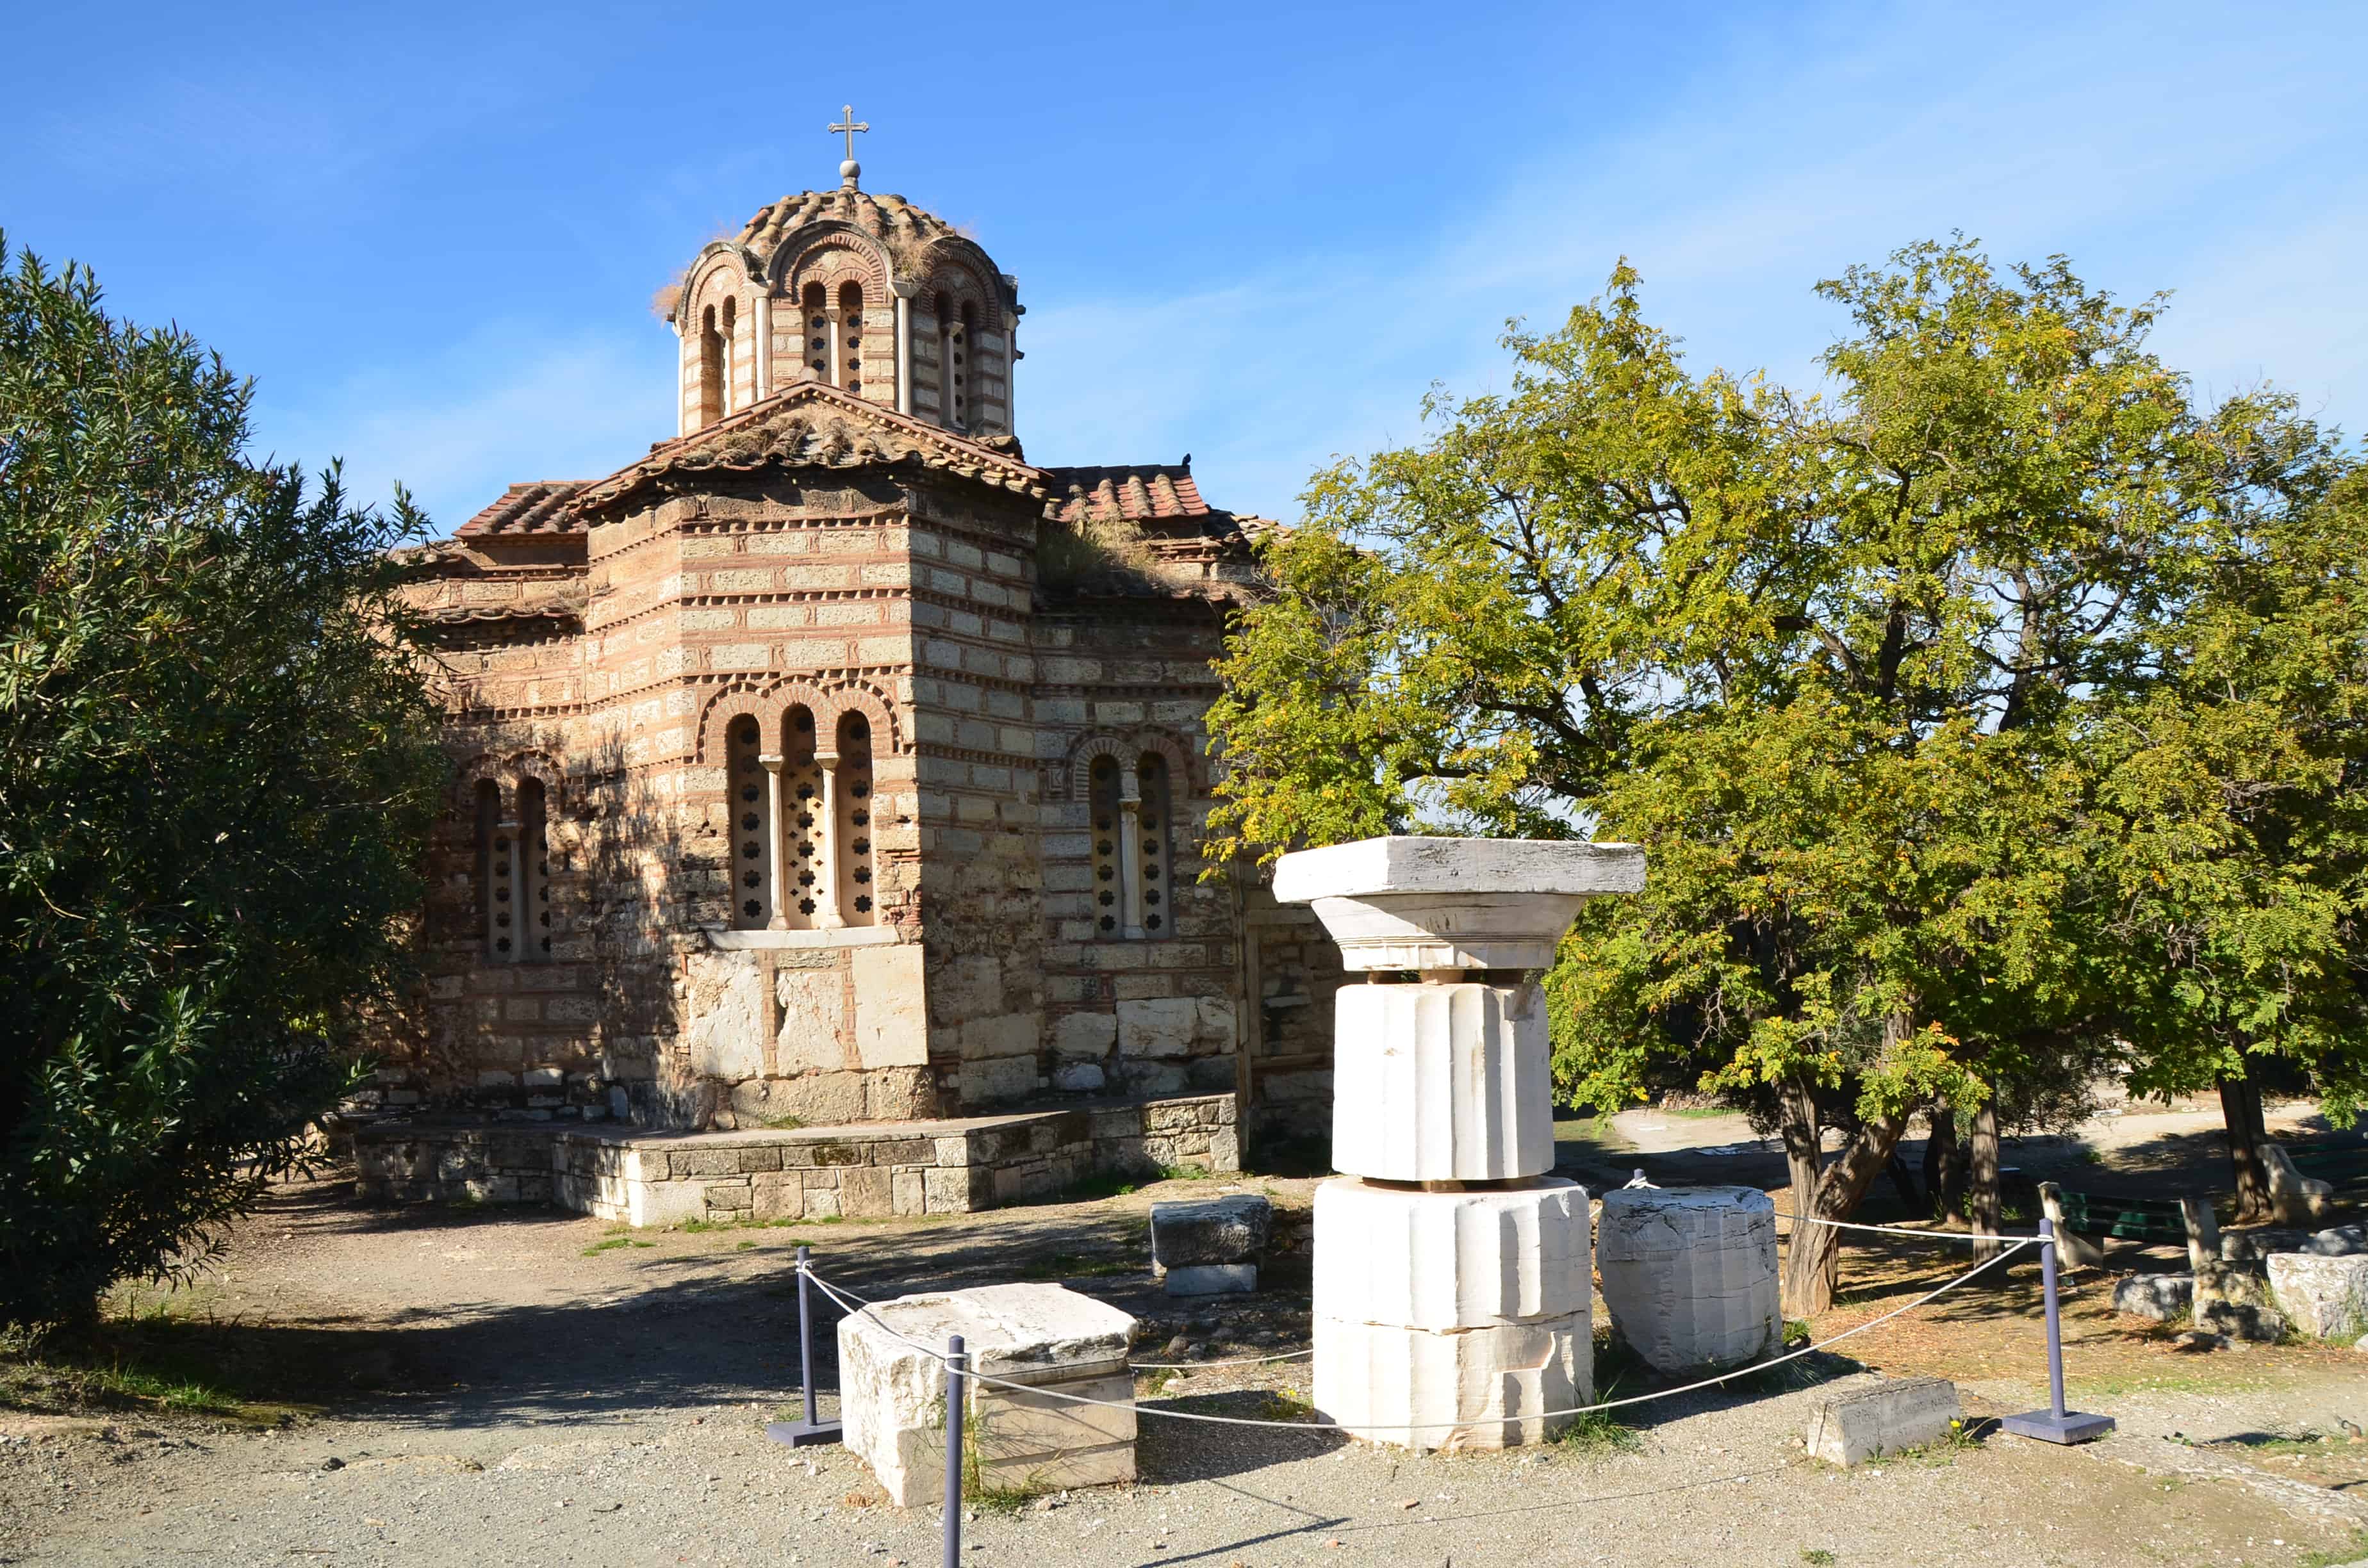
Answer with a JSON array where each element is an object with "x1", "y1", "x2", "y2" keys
[{"x1": 5, "y1": 1172, "x2": 2367, "y2": 1568}]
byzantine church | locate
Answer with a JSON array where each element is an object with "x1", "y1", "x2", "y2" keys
[{"x1": 369, "y1": 125, "x2": 1342, "y2": 1216}]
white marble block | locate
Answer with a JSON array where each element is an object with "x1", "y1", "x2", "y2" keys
[
  {"x1": 1272, "y1": 836, "x2": 1647, "y2": 974},
  {"x1": 1312, "y1": 1177, "x2": 1591, "y2": 1328},
  {"x1": 1596, "y1": 1185, "x2": 1782, "y2": 1373},
  {"x1": 2267, "y1": 1252, "x2": 2368, "y2": 1341},
  {"x1": 1311, "y1": 1178, "x2": 1591, "y2": 1451},
  {"x1": 1315, "y1": 1310, "x2": 1587, "y2": 1452},
  {"x1": 1329, "y1": 982, "x2": 1554, "y2": 1181},
  {"x1": 1805, "y1": 1376, "x2": 1961, "y2": 1466},
  {"x1": 837, "y1": 1282, "x2": 1137, "y2": 1506}
]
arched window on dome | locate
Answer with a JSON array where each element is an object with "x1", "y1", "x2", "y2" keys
[
  {"x1": 803, "y1": 283, "x2": 828, "y2": 382},
  {"x1": 698, "y1": 304, "x2": 725, "y2": 429},
  {"x1": 718, "y1": 296, "x2": 737, "y2": 416},
  {"x1": 951, "y1": 300, "x2": 976, "y2": 430},
  {"x1": 837, "y1": 281, "x2": 866, "y2": 396}
]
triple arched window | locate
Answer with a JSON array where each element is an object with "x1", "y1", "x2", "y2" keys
[
  {"x1": 726, "y1": 706, "x2": 881, "y2": 932},
  {"x1": 1087, "y1": 751, "x2": 1177, "y2": 939},
  {"x1": 475, "y1": 777, "x2": 552, "y2": 963}
]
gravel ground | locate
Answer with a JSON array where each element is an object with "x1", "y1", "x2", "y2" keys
[{"x1": 6, "y1": 1158, "x2": 2367, "y2": 1567}]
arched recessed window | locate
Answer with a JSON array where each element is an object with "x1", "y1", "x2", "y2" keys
[
  {"x1": 1089, "y1": 756, "x2": 1122, "y2": 937},
  {"x1": 718, "y1": 296, "x2": 737, "y2": 416},
  {"x1": 781, "y1": 706, "x2": 824, "y2": 927},
  {"x1": 475, "y1": 779, "x2": 509, "y2": 961},
  {"x1": 953, "y1": 300, "x2": 976, "y2": 428},
  {"x1": 837, "y1": 281, "x2": 866, "y2": 395},
  {"x1": 933, "y1": 290, "x2": 955, "y2": 429},
  {"x1": 836, "y1": 711, "x2": 877, "y2": 924},
  {"x1": 698, "y1": 304, "x2": 724, "y2": 428},
  {"x1": 728, "y1": 717, "x2": 771, "y2": 929},
  {"x1": 803, "y1": 282, "x2": 828, "y2": 378},
  {"x1": 516, "y1": 778, "x2": 551, "y2": 961},
  {"x1": 1136, "y1": 753, "x2": 1172, "y2": 937}
]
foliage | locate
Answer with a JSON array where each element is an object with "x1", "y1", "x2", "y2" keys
[
  {"x1": 0, "y1": 236, "x2": 446, "y2": 1329},
  {"x1": 1205, "y1": 237, "x2": 2365, "y2": 1305}
]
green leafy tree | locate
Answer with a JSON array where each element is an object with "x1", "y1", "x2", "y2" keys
[
  {"x1": 1207, "y1": 240, "x2": 2342, "y2": 1311},
  {"x1": 0, "y1": 238, "x2": 446, "y2": 1329},
  {"x1": 2081, "y1": 455, "x2": 2368, "y2": 1219}
]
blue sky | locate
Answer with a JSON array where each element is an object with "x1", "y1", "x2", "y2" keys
[{"x1": 4, "y1": 1, "x2": 2362, "y2": 531}]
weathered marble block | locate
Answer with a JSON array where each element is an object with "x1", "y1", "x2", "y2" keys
[
  {"x1": 1312, "y1": 1177, "x2": 1590, "y2": 1329},
  {"x1": 2267, "y1": 1252, "x2": 2368, "y2": 1342},
  {"x1": 837, "y1": 1282, "x2": 1137, "y2": 1507},
  {"x1": 1151, "y1": 1193, "x2": 1270, "y2": 1296},
  {"x1": 2110, "y1": 1272, "x2": 2194, "y2": 1321},
  {"x1": 1596, "y1": 1185, "x2": 1782, "y2": 1373},
  {"x1": 1329, "y1": 983, "x2": 1554, "y2": 1181},
  {"x1": 1805, "y1": 1376, "x2": 1961, "y2": 1466},
  {"x1": 1312, "y1": 1310, "x2": 1588, "y2": 1453}
]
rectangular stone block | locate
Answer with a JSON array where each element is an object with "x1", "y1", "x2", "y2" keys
[
  {"x1": 1804, "y1": 1376, "x2": 1961, "y2": 1466},
  {"x1": 2267, "y1": 1252, "x2": 2368, "y2": 1341},
  {"x1": 1164, "y1": 1264, "x2": 1257, "y2": 1297},
  {"x1": 837, "y1": 1284, "x2": 1137, "y2": 1507}
]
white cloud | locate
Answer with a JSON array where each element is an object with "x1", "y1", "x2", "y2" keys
[{"x1": 250, "y1": 322, "x2": 674, "y2": 532}]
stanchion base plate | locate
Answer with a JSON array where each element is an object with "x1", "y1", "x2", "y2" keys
[
  {"x1": 766, "y1": 1418, "x2": 843, "y2": 1449},
  {"x1": 2000, "y1": 1409, "x2": 2114, "y2": 1444}
]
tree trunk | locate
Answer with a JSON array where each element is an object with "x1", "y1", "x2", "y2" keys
[
  {"x1": 1776, "y1": 1077, "x2": 1829, "y2": 1318},
  {"x1": 1968, "y1": 1100, "x2": 2005, "y2": 1278},
  {"x1": 1886, "y1": 1150, "x2": 1922, "y2": 1213},
  {"x1": 2221, "y1": 1073, "x2": 2273, "y2": 1223},
  {"x1": 1923, "y1": 1106, "x2": 1968, "y2": 1224},
  {"x1": 1779, "y1": 1075, "x2": 1917, "y2": 1318}
]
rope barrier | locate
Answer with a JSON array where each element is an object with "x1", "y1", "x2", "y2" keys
[
  {"x1": 797, "y1": 1238, "x2": 2037, "y2": 1437},
  {"x1": 1783, "y1": 1214, "x2": 2040, "y2": 1245},
  {"x1": 1128, "y1": 1348, "x2": 1313, "y2": 1369}
]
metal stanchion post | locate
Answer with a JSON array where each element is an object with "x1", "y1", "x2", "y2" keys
[
  {"x1": 2002, "y1": 1216, "x2": 2116, "y2": 1444},
  {"x1": 766, "y1": 1246, "x2": 844, "y2": 1448},
  {"x1": 942, "y1": 1334, "x2": 966, "y2": 1568}
]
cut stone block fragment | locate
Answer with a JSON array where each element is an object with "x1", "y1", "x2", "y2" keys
[
  {"x1": 2306, "y1": 1225, "x2": 2368, "y2": 1257},
  {"x1": 1150, "y1": 1194, "x2": 1271, "y2": 1269},
  {"x1": 2221, "y1": 1227, "x2": 2310, "y2": 1264},
  {"x1": 2267, "y1": 1252, "x2": 2368, "y2": 1341},
  {"x1": 1595, "y1": 1185, "x2": 1782, "y2": 1373},
  {"x1": 1804, "y1": 1376, "x2": 1961, "y2": 1466},
  {"x1": 1312, "y1": 1177, "x2": 1590, "y2": 1330},
  {"x1": 836, "y1": 1282, "x2": 1135, "y2": 1507},
  {"x1": 1329, "y1": 983, "x2": 1553, "y2": 1181},
  {"x1": 1272, "y1": 836, "x2": 1645, "y2": 971},
  {"x1": 1163, "y1": 1264, "x2": 1257, "y2": 1296},
  {"x1": 2110, "y1": 1273, "x2": 2194, "y2": 1321},
  {"x1": 1313, "y1": 1310, "x2": 1587, "y2": 1452}
]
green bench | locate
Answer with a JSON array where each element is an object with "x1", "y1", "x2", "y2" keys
[{"x1": 2051, "y1": 1189, "x2": 2187, "y2": 1246}]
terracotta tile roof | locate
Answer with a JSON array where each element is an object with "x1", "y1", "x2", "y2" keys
[
  {"x1": 736, "y1": 188, "x2": 961, "y2": 266},
  {"x1": 1043, "y1": 463, "x2": 1212, "y2": 525},
  {"x1": 454, "y1": 481, "x2": 590, "y2": 537},
  {"x1": 572, "y1": 380, "x2": 1048, "y2": 518}
]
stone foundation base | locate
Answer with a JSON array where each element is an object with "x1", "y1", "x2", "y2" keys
[
  {"x1": 354, "y1": 1093, "x2": 1237, "y2": 1223},
  {"x1": 1310, "y1": 1177, "x2": 1591, "y2": 1451},
  {"x1": 1312, "y1": 1310, "x2": 1588, "y2": 1451}
]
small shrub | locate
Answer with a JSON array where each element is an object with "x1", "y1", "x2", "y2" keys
[
  {"x1": 579, "y1": 1237, "x2": 654, "y2": 1257},
  {"x1": 1801, "y1": 1551, "x2": 1837, "y2": 1566}
]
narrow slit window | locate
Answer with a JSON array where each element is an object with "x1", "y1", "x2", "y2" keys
[
  {"x1": 516, "y1": 778, "x2": 551, "y2": 961},
  {"x1": 475, "y1": 780, "x2": 507, "y2": 961},
  {"x1": 1089, "y1": 756, "x2": 1122, "y2": 937},
  {"x1": 1137, "y1": 753, "x2": 1173, "y2": 937},
  {"x1": 728, "y1": 718, "x2": 771, "y2": 929},
  {"x1": 803, "y1": 282, "x2": 828, "y2": 377},
  {"x1": 838, "y1": 281, "x2": 865, "y2": 394},
  {"x1": 782, "y1": 706, "x2": 823, "y2": 927},
  {"x1": 835, "y1": 712, "x2": 876, "y2": 924},
  {"x1": 698, "y1": 304, "x2": 724, "y2": 428}
]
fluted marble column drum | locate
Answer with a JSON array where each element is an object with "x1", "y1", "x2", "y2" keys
[
  {"x1": 1274, "y1": 835, "x2": 1646, "y2": 1453},
  {"x1": 1330, "y1": 981, "x2": 1554, "y2": 1182}
]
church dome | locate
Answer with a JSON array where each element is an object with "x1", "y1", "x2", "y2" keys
[{"x1": 734, "y1": 188, "x2": 960, "y2": 267}]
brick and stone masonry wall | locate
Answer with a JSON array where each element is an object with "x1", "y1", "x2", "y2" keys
[{"x1": 356, "y1": 1092, "x2": 1239, "y2": 1224}]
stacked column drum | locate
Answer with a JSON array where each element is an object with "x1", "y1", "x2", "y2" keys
[{"x1": 1275, "y1": 837, "x2": 1646, "y2": 1451}]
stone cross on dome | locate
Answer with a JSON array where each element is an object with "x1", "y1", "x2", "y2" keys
[{"x1": 828, "y1": 104, "x2": 870, "y2": 188}]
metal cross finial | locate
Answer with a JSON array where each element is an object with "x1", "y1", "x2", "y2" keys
[{"x1": 828, "y1": 105, "x2": 870, "y2": 161}]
